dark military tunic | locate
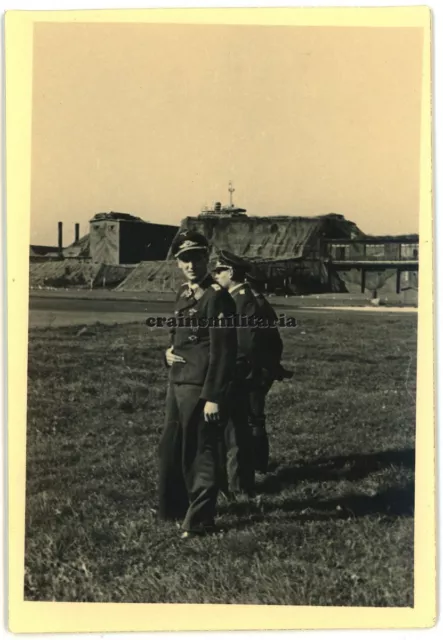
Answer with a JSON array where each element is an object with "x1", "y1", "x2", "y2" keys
[
  {"x1": 253, "y1": 291, "x2": 284, "y2": 378},
  {"x1": 158, "y1": 274, "x2": 237, "y2": 531},
  {"x1": 248, "y1": 288, "x2": 285, "y2": 473},
  {"x1": 223, "y1": 282, "x2": 261, "y2": 494}
]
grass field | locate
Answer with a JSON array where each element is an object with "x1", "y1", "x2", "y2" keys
[{"x1": 25, "y1": 311, "x2": 417, "y2": 605}]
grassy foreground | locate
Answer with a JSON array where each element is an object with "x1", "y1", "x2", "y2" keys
[{"x1": 25, "y1": 312, "x2": 417, "y2": 605}]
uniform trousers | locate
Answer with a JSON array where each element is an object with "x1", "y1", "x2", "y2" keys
[
  {"x1": 249, "y1": 378, "x2": 274, "y2": 473},
  {"x1": 158, "y1": 383, "x2": 221, "y2": 532},
  {"x1": 223, "y1": 383, "x2": 256, "y2": 495}
]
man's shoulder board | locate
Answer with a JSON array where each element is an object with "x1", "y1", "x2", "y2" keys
[{"x1": 211, "y1": 283, "x2": 221, "y2": 291}]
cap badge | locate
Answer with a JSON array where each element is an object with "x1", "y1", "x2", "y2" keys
[{"x1": 180, "y1": 239, "x2": 198, "y2": 250}]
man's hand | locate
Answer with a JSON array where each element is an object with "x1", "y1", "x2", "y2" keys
[
  {"x1": 165, "y1": 347, "x2": 186, "y2": 367},
  {"x1": 204, "y1": 401, "x2": 220, "y2": 423}
]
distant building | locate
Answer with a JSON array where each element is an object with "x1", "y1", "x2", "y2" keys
[
  {"x1": 169, "y1": 214, "x2": 419, "y2": 297},
  {"x1": 169, "y1": 212, "x2": 364, "y2": 293},
  {"x1": 324, "y1": 234, "x2": 419, "y2": 262},
  {"x1": 30, "y1": 222, "x2": 82, "y2": 261},
  {"x1": 29, "y1": 204, "x2": 419, "y2": 301},
  {"x1": 29, "y1": 245, "x2": 61, "y2": 261},
  {"x1": 89, "y1": 212, "x2": 178, "y2": 264},
  {"x1": 199, "y1": 201, "x2": 247, "y2": 217},
  {"x1": 322, "y1": 234, "x2": 419, "y2": 295},
  {"x1": 199, "y1": 183, "x2": 247, "y2": 217}
]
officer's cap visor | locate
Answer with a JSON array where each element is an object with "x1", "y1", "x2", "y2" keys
[
  {"x1": 213, "y1": 264, "x2": 230, "y2": 273},
  {"x1": 175, "y1": 246, "x2": 208, "y2": 259}
]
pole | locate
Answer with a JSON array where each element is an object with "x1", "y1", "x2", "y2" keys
[
  {"x1": 228, "y1": 181, "x2": 235, "y2": 207},
  {"x1": 58, "y1": 222, "x2": 63, "y2": 255},
  {"x1": 327, "y1": 263, "x2": 332, "y2": 290}
]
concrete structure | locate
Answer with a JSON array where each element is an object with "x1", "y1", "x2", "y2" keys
[
  {"x1": 89, "y1": 212, "x2": 178, "y2": 264},
  {"x1": 322, "y1": 235, "x2": 419, "y2": 294},
  {"x1": 169, "y1": 212, "x2": 364, "y2": 294},
  {"x1": 28, "y1": 203, "x2": 419, "y2": 300}
]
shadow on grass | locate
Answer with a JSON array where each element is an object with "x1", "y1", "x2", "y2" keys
[
  {"x1": 224, "y1": 482, "x2": 414, "y2": 529},
  {"x1": 259, "y1": 448, "x2": 415, "y2": 494}
]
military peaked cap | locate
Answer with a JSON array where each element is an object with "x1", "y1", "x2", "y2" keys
[
  {"x1": 171, "y1": 230, "x2": 209, "y2": 258},
  {"x1": 215, "y1": 249, "x2": 251, "y2": 271}
]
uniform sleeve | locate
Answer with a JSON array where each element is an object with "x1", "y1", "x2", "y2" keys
[
  {"x1": 257, "y1": 299, "x2": 284, "y2": 373},
  {"x1": 200, "y1": 291, "x2": 237, "y2": 404},
  {"x1": 163, "y1": 290, "x2": 180, "y2": 367},
  {"x1": 236, "y1": 295, "x2": 260, "y2": 371}
]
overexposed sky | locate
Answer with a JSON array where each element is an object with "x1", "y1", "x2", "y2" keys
[{"x1": 31, "y1": 22, "x2": 423, "y2": 245}]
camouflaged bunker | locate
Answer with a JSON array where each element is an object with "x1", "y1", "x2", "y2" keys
[
  {"x1": 168, "y1": 209, "x2": 364, "y2": 294},
  {"x1": 29, "y1": 202, "x2": 418, "y2": 299}
]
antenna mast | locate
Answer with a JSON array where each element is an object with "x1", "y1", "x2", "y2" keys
[{"x1": 228, "y1": 181, "x2": 235, "y2": 207}]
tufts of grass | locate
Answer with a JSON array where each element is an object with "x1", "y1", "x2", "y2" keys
[{"x1": 25, "y1": 314, "x2": 417, "y2": 605}]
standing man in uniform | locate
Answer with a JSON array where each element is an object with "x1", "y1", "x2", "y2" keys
[
  {"x1": 158, "y1": 231, "x2": 237, "y2": 539},
  {"x1": 212, "y1": 249, "x2": 261, "y2": 497},
  {"x1": 245, "y1": 272, "x2": 293, "y2": 474}
]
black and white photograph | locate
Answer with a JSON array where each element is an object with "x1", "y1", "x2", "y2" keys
[{"x1": 5, "y1": 5, "x2": 435, "y2": 630}]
